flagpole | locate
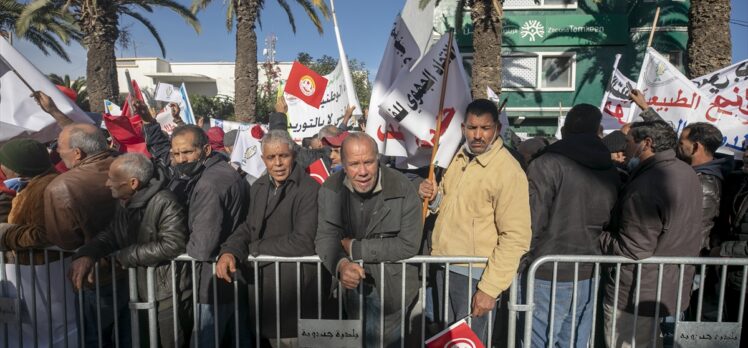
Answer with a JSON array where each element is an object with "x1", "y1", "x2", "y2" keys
[
  {"x1": 646, "y1": 7, "x2": 661, "y2": 48},
  {"x1": 330, "y1": 0, "x2": 362, "y2": 118},
  {"x1": 0, "y1": 54, "x2": 34, "y2": 92},
  {"x1": 600, "y1": 54, "x2": 622, "y2": 111},
  {"x1": 422, "y1": 31, "x2": 455, "y2": 221}
]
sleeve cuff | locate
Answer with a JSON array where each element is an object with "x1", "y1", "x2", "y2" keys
[
  {"x1": 428, "y1": 191, "x2": 443, "y2": 214},
  {"x1": 350, "y1": 239, "x2": 362, "y2": 261}
]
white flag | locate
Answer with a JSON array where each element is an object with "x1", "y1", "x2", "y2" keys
[
  {"x1": 600, "y1": 54, "x2": 634, "y2": 131},
  {"x1": 285, "y1": 61, "x2": 354, "y2": 141},
  {"x1": 154, "y1": 82, "x2": 184, "y2": 104},
  {"x1": 628, "y1": 47, "x2": 707, "y2": 130},
  {"x1": 230, "y1": 124, "x2": 268, "y2": 178},
  {"x1": 103, "y1": 99, "x2": 121, "y2": 115},
  {"x1": 0, "y1": 37, "x2": 91, "y2": 143},
  {"x1": 330, "y1": 0, "x2": 362, "y2": 118},
  {"x1": 155, "y1": 107, "x2": 178, "y2": 135},
  {"x1": 378, "y1": 34, "x2": 471, "y2": 168},
  {"x1": 366, "y1": 15, "x2": 422, "y2": 156},
  {"x1": 690, "y1": 60, "x2": 748, "y2": 155}
]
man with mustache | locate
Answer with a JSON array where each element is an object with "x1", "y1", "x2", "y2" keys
[{"x1": 419, "y1": 99, "x2": 532, "y2": 344}]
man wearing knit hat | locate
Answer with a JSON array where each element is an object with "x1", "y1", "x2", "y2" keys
[{"x1": 0, "y1": 138, "x2": 56, "y2": 250}]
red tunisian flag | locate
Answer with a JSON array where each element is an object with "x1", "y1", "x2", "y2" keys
[
  {"x1": 305, "y1": 158, "x2": 330, "y2": 185},
  {"x1": 284, "y1": 61, "x2": 328, "y2": 108},
  {"x1": 425, "y1": 319, "x2": 485, "y2": 348},
  {"x1": 103, "y1": 79, "x2": 151, "y2": 157}
]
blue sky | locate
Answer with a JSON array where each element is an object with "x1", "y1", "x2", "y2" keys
[{"x1": 13, "y1": 0, "x2": 748, "y2": 79}]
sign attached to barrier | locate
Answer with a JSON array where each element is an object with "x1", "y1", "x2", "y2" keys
[
  {"x1": 298, "y1": 319, "x2": 362, "y2": 348},
  {"x1": 0, "y1": 297, "x2": 18, "y2": 324},
  {"x1": 674, "y1": 322, "x2": 741, "y2": 347}
]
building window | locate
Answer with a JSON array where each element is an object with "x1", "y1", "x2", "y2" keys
[
  {"x1": 541, "y1": 55, "x2": 573, "y2": 88},
  {"x1": 660, "y1": 51, "x2": 683, "y2": 70},
  {"x1": 502, "y1": 52, "x2": 576, "y2": 91},
  {"x1": 504, "y1": 0, "x2": 577, "y2": 10},
  {"x1": 503, "y1": 56, "x2": 538, "y2": 88}
]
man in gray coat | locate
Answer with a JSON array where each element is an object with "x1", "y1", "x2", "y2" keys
[
  {"x1": 601, "y1": 120, "x2": 702, "y2": 347},
  {"x1": 315, "y1": 133, "x2": 423, "y2": 347}
]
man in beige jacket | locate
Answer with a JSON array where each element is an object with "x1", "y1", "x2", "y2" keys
[{"x1": 420, "y1": 99, "x2": 531, "y2": 343}]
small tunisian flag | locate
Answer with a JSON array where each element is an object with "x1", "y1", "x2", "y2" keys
[
  {"x1": 425, "y1": 318, "x2": 485, "y2": 348},
  {"x1": 284, "y1": 61, "x2": 328, "y2": 108},
  {"x1": 305, "y1": 158, "x2": 330, "y2": 185}
]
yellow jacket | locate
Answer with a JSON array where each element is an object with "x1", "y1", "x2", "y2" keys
[{"x1": 431, "y1": 138, "x2": 532, "y2": 298}]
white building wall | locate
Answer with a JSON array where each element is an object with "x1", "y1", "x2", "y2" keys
[{"x1": 114, "y1": 57, "x2": 293, "y2": 103}]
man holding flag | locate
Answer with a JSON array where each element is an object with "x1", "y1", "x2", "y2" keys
[{"x1": 419, "y1": 99, "x2": 532, "y2": 343}]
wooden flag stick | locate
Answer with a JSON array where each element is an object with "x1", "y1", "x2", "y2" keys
[
  {"x1": 0, "y1": 54, "x2": 34, "y2": 92},
  {"x1": 422, "y1": 31, "x2": 455, "y2": 221},
  {"x1": 646, "y1": 7, "x2": 661, "y2": 48}
]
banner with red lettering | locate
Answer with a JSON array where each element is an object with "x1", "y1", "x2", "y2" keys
[
  {"x1": 691, "y1": 59, "x2": 748, "y2": 154},
  {"x1": 378, "y1": 34, "x2": 470, "y2": 168},
  {"x1": 600, "y1": 54, "x2": 634, "y2": 131}
]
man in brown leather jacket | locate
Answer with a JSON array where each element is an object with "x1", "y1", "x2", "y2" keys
[{"x1": 43, "y1": 123, "x2": 128, "y2": 347}]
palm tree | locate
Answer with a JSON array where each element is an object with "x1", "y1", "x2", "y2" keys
[
  {"x1": 0, "y1": 0, "x2": 81, "y2": 61},
  {"x1": 191, "y1": 0, "x2": 330, "y2": 122},
  {"x1": 17, "y1": 0, "x2": 200, "y2": 113},
  {"x1": 48, "y1": 73, "x2": 89, "y2": 111},
  {"x1": 687, "y1": 0, "x2": 732, "y2": 78},
  {"x1": 469, "y1": 0, "x2": 502, "y2": 98}
]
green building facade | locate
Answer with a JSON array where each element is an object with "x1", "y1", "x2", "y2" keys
[{"x1": 435, "y1": 0, "x2": 690, "y2": 137}]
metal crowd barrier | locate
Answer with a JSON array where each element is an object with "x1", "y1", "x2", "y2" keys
[
  {"x1": 2, "y1": 249, "x2": 748, "y2": 348},
  {"x1": 511, "y1": 255, "x2": 748, "y2": 348}
]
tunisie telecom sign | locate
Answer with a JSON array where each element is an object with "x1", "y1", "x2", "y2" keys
[{"x1": 457, "y1": 14, "x2": 628, "y2": 47}]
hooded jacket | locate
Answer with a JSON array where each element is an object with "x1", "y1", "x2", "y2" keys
[
  {"x1": 74, "y1": 165, "x2": 190, "y2": 301},
  {"x1": 524, "y1": 133, "x2": 621, "y2": 281}
]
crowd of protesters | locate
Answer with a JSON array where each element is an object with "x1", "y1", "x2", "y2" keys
[{"x1": 0, "y1": 87, "x2": 746, "y2": 348}]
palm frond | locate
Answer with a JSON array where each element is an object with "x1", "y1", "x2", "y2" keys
[{"x1": 120, "y1": 7, "x2": 167, "y2": 57}]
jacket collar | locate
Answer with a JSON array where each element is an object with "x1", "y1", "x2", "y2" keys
[
  {"x1": 629, "y1": 149, "x2": 677, "y2": 181},
  {"x1": 256, "y1": 163, "x2": 302, "y2": 188},
  {"x1": 455, "y1": 137, "x2": 505, "y2": 168},
  {"x1": 75, "y1": 150, "x2": 115, "y2": 169}
]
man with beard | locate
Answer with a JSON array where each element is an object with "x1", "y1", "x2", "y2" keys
[
  {"x1": 139, "y1": 101, "x2": 250, "y2": 347},
  {"x1": 419, "y1": 99, "x2": 532, "y2": 344},
  {"x1": 676, "y1": 123, "x2": 729, "y2": 250}
]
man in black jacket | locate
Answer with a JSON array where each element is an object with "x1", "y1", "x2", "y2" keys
[
  {"x1": 216, "y1": 130, "x2": 331, "y2": 347},
  {"x1": 601, "y1": 120, "x2": 702, "y2": 347},
  {"x1": 676, "y1": 122, "x2": 730, "y2": 250},
  {"x1": 523, "y1": 104, "x2": 620, "y2": 347},
  {"x1": 138, "y1": 102, "x2": 250, "y2": 347},
  {"x1": 69, "y1": 153, "x2": 191, "y2": 347}
]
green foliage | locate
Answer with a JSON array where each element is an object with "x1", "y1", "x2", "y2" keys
[
  {"x1": 0, "y1": 0, "x2": 81, "y2": 61},
  {"x1": 48, "y1": 73, "x2": 89, "y2": 111},
  {"x1": 190, "y1": 94, "x2": 235, "y2": 121},
  {"x1": 295, "y1": 52, "x2": 372, "y2": 110}
]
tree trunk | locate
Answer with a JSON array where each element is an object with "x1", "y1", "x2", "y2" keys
[
  {"x1": 470, "y1": 0, "x2": 502, "y2": 99},
  {"x1": 234, "y1": 0, "x2": 259, "y2": 122},
  {"x1": 81, "y1": 4, "x2": 120, "y2": 114},
  {"x1": 687, "y1": 0, "x2": 731, "y2": 78}
]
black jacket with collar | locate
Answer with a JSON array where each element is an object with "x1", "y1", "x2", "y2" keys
[
  {"x1": 315, "y1": 166, "x2": 423, "y2": 314},
  {"x1": 75, "y1": 165, "x2": 190, "y2": 301},
  {"x1": 220, "y1": 164, "x2": 332, "y2": 338}
]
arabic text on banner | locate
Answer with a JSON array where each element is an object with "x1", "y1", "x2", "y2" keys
[
  {"x1": 377, "y1": 34, "x2": 471, "y2": 168},
  {"x1": 286, "y1": 61, "x2": 354, "y2": 141}
]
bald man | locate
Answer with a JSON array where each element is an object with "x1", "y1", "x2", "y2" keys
[{"x1": 43, "y1": 123, "x2": 128, "y2": 347}]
